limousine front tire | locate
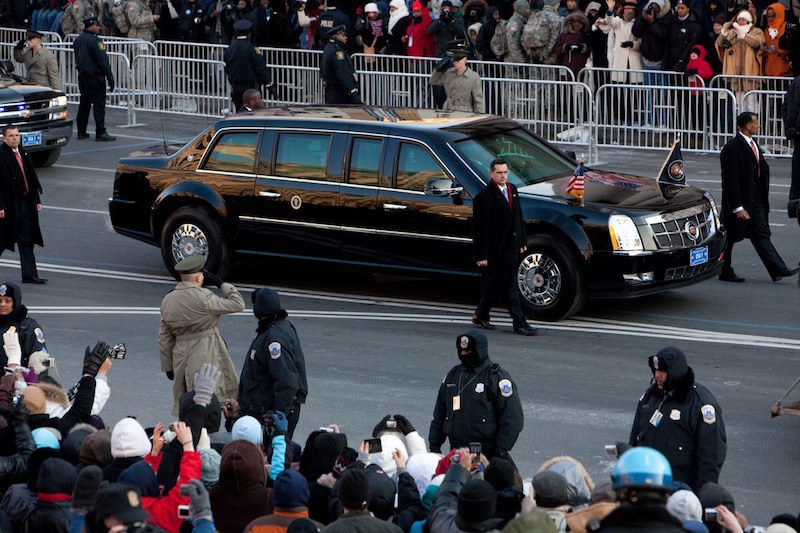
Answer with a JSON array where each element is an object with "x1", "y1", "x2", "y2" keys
[
  {"x1": 517, "y1": 235, "x2": 587, "y2": 321},
  {"x1": 161, "y1": 207, "x2": 231, "y2": 280}
]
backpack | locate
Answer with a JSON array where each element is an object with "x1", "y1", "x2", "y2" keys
[
  {"x1": 522, "y1": 12, "x2": 550, "y2": 50},
  {"x1": 490, "y1": 19, "x2": 508, "y2": 57},
  {"x1": 112, "y1": 0, "x2": 131, "y2": 34}
]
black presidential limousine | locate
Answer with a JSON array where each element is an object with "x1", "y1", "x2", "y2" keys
[{"x1": 109, "y1": 106, "x2": 725, "y2": 321}]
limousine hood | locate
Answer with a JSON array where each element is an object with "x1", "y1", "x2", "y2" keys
[{"x1": 518, "y1": 169, "x2": 708, "y2": 212}]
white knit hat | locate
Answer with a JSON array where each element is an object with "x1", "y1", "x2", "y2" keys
[
  {"x1": 736, "y1": 10, "x2": 753, "y2": 22},
  {"x1": 365, "y1": 2, "x2": 379, "y2": 12},
  {"x1": 667, "y1": 490, "x2": 703, "y2": 523},
  {"x1": 111, "y1": 418, "x2": 151, "y2": 459}
]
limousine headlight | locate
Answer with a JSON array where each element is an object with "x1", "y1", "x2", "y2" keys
[
  {"x1": 704, "y1": 191, "x2": 720, "y2": 233},
  {"x1": 609, "y1": 214, "x2": 643, "y2": 253}
]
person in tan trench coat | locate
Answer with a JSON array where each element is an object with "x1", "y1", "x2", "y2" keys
[
  {"x1": 158, "y1": 256, "x2": 245, "y2": 415},
  {"x1": 716, "y1": 10, "x2": 764, "y2": 113}
]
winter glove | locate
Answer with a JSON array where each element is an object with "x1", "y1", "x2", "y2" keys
[
  {"x1": 203, "y1": 271, "x2": 223, "y2": 288},
  {"x1": 435, "y1": 54, "x2": 454, "y2": 72},
  {"x1": 569, "y1": 44, "x2": 581, "y2": 51},
  {"x1": 786, "y1": 127, "x2": 798, "y2": 141},
  {"x1": 107, "y1": 76, "x2": 115, "y2": 93},
  {"x1": 28, "y1": 351, "x2": 49, "y2": 374},
  {"x1": 271, "y1": 410, "x2": 289, "y2": 433},
  {"x1": 9, "y1": 397, "x2": 29, "y2": 425},
  {"x1": 71, "y1": 465, "x2": 103, "y2": 513},
  {"x1": 721, "y1": 38, "x2": 732, "y2": 49},
  {"x1": 615, "y1": 441, "x2": 632, "y2": 455},
  {"x1": 430, "y1": 445, "x2": 442, "y2": 454},
  {"x1": 620, "y1": 40, "x2": 633, "y2": 48},
  {"x1": 165, "y1": 370, "x2": 175, "y2": 381},
  {"x1": 181, "y1": 479, "x2": 213, "y2": 522},
  {"x1": 192, "y1": 363, "x2": 221, "y2": 405},
  {"x1": 3, "y1": 327, "x2": 21, "y2": 368},
  {"x1": 265, "y1": 82, "x2": 277, "y2": 98},
  {"x1": 372, "y1": 414, "x2": 396, "y2": 437},
  {"x1": 684, "y1": 67, "x2": 698, "y2": 76},
  {"x1": 83, "y1": 342, "x2": 109, "y2": 378},
  {"x1": 14, "y1": 39, "x2": 25, "y2": 50},
  {"x1": 561, "y1": 43, "x2": 569, "y2": 53},
  {"x1": 393, "y1": 414, "x2": 415, "y2": 435},
  {"x1": 580, "y1": 44, "x2": 588, "y2": 53}
]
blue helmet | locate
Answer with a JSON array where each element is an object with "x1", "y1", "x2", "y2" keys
[{"x1": 612, "y1": 447, "x2": 673, "y2": 490}]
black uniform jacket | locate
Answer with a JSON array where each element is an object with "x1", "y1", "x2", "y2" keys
[
  {"x1": 0, "y1": 144, "x2": 43, "y2": 253},
  {"x1": 73, "y1": 30, "x2": 113, "y2": 78},
  {"x1": 321, "y1": 38, "x2": 358, "y2": 93},
  {"x1": 720, "y1": 133, "x2": 771, "y2": 243}
]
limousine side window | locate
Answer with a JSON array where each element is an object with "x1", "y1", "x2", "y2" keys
[
  {"x1": 203, "y1": 131, "x2": 259, "y2": 174},
  {"x1": 275, "y1": 133, "x2": 332, "y2": 181},
  {"x1": 348, "y1": 137, "x2": 382, "y2": 186},
  {"x1": 396, "y1": 143, "x2": 447, "y2": 191}
]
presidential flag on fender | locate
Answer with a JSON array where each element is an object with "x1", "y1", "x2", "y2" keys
[
  {"x1": 657, "y1": 138, "x2": 686, "y2": 200},
  {"x1": 566, "y1": 158, "x2": 585, "y2": 202}
]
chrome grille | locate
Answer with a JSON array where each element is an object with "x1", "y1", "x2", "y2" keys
[
  {"x1": 665, "y1": 261, "x2": 711, "y2": 280},
  {"x1": 649, "y1": 208, "x2": 713, "y2": 249}
]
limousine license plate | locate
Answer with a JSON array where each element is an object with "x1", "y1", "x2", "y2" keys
[
  {"x1": 689, "y1": 246, "x2": 708, "y2": 267},
  {"x1": 22, "y1": 132, "x2": 41, "y2": 147}
]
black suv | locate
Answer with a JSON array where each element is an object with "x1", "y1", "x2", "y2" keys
[{"x1": 109, "y1": 107, "x2": 725, "y2": 320}]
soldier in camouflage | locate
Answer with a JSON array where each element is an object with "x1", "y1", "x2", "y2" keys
[
  {"x1": 62, "y1": 0, "x2": 97, "y2": 35},
  {"x1": 124, "y1": 0, "x2": 159, "y2": 41},
  {"x1": 521, "y1": 0, "x2": 561, "y2": 64},
  {"x1": 504, "y1": 0, "x2": 531, "y2": 64}
]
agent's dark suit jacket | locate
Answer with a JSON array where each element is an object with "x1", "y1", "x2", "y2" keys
[
  {"x1": 0, "y1": 143, "x2": 43, "y2": 253},
  {"x1": 720, "y1": 133, "x2": 770, "y2": 243}
]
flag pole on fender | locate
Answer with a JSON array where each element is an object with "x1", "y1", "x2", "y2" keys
[
  {"x1": 566, "y1": 154, "x2": 585, "y2": 206},
  {"x1": 656, "y1": 137, "x2": 686, "y2": 200}
]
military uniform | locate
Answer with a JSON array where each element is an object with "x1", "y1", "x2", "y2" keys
[
  {"x1": 13, "y1": 41, "x2": 61, "y2": 91},
  {"x1": 225, "y1": 20, "x2": 272, "y2": 111},
  {"x1": 429, "y1": 330, "x2": 524, "y2": 459},
  {"x1": 238, "y1": 288, "x2": 308, "y2": 439},
  {"x1": 429, "y1": 64, "x2": 484, "y2": 113},
  {"x1": 61, "y1": 0, "x2": 93, "y2": 35},
  {"x1": 504, "y1": 11, "x2": 530, "y2": 64},
  {"x1": 321, "y1": 26, "x2": 361, "y2": 104},
  {"x1": 73, "y1": 18, "x2": 116, "y2": 140},
  {"x1": 158, "y1": 256, "x2": 245, "y2": 415},
  {"x1": 124, "y1": 0, "x2": 156, "y2": 41},
  {"x1": 629, "y1": 346, "x2": 727, "y2": 491}
]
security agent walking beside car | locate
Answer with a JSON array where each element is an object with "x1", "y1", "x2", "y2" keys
[
  {"x1": 429, "y1": 329, "x2": 523, "y2": 461},
  {"x1": 237, "y1": 287, "x2": 308, "y2": 439},
  {"x1": 0, "y1": 126, "x2": 47, "y2": 285},
  {"x1": 158, "y1": 255, "x2": 245, "y2": 416},
  {"x1": 719, "y1": 111, "x2": 798, "y2": 283},
  {"x1": 73, "y1": 16, "x2": 116, "y2": 142},
  {"x1": 628, "y1": 346, "x2": 726, "y2": 492},
  {"x1": 321, "y1": 24, "x2": 361, "y2": 105},
  {"x1": 429, "y1": 39, "x2": 484, "y2": 113},
  {"x1": 13, "y1": 29, "x2": 61, "y2": 91},
  {"x1": 224, "y1": 20, "x2": 273, "y2": 112},
  {"x1": 472, "y1": 157, "x2": 537, "y2": 336}
]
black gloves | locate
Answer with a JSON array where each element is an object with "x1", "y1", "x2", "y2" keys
[
  {"x1": 435, "y1": 54, "x2": 454, "y2": 73},
  {"x1": 108, "y1": 76, "x2": 115, "y2": 93},
  {"x1": 620, "y1": 40, "x2": 633, "y2": 48},
  {"x1": 9, "y1": 398, "x2": 29, "y2": 425},
  {"x1": 15, "y1": 39, "x2": 25, "y2": 50},
  {"x1": 83, "y1": 342, "x2": 109, "y2": 378},
  {"x1": 265, "y1": 82, "x2": 277, "y2": 98},
  {"x1": 372, "y1": 414, "x2": 394, "y2": 437},
  {"x1": 786, "y1": 127, "x2": 799, "y2": 141},
  {"x1": 72, "y1": 465, "x2": 103, "y2": 513},
  {"x1": 203, "y1": 271, "x2": 223, "y2": 288},
  {"x1": 721, "y1": 38, "x2": 732, "y2": 49},
  {"x1": 430, "y1": 445, "x2": 442, "y2": 454},
  {"x1": 393, "y1": 414, "x2": 415, "y2": 435},
  {"x1": 166, "y1": 370, "x2": 175, "y2": 381},
  {"x1": 684, "y1": 68, "x2": 698, "y2": 76}
]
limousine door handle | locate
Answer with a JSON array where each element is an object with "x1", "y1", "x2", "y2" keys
[
  {"x1": 382, "y1": 203, "x2": 407, "y2": 211},
  {"x1": 258, "y1": 191, "x2": 282, "y2": 198}
]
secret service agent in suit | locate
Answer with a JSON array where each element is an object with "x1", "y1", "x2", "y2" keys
[
  {"x1": 321, "y1": 25, "x2": 361, "y2": 104},
  {"x1": 73, "y1": 16, "x2": 116, "y2": 142},
  {"x1": 719, "y1": 112, "x2": 799, "y2": 282},
  {"x1": 0, "y1": 126, "x2": 47, "y2": 284},
  {"x1": 224, "y1": 20, "x2": 273, "y2": 112},
  {"x1": 471, "y1": 157, "x2": 537, "y2": 335}
]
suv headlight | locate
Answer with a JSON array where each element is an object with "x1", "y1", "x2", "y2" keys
[
  {"x1": 49, "y1": 96, "x2": 67, "y2": 107},
  {"x1": 609, "y1": 214, "x2": 643, "y2": 253}
]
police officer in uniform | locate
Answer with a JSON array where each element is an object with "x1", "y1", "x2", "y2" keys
[
  {"x1": 237, "y1": 287, "x2": 308, "y2": 439},
  {"x1": 73, "y1": 16, "x2": 116, "y2": 142},
  {"x1": 0, "y1": 282, "x2": 49, "y2": 371},
  {"x1": 321, "y1": 24, "x2": 361, "y2": 104},
  {"x1": 224, "y1": 20, "x2": 273, "y2": 112},
  {"x1": 629, "y1": 346, "x2": 727, "y2": 492},
  {"x1": 429, "y1": 329, "x2": 523, "y2": 461},
  {"x1": 430, "y1": 39, "x2": 484, "y2": 113}
]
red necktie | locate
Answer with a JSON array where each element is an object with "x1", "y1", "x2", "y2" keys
[
  {"x1": 14, "y1": 150, "x2": 29, "y2": 195},
  {"x1": 750, "y1": 140, "x2": 758, "y2": 162}
]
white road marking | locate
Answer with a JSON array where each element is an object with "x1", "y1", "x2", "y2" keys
[
  {"x1": 52, "y1": 165, "x2": 116, "y2": 173},
  {"x1": 42, "y1": 205, "x2": 107, "y2": 215}
]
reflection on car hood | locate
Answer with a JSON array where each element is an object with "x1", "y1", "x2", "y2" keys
[
  {"x1": 518, "y1": 169, "x2": 706, "y2": 211},
  {"x1": 0, "y1": 82, "x2": 61, "y2": 102}
]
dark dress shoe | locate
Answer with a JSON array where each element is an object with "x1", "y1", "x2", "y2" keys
[
  {"x1": 77, "y1": 132, "x2": 89, "y2": 139},
  {"x1": 772, "y1": 267, "x2": 800, "y2": 282},
  {"x1": 22, "y1": 277, "x2": 48, "y2": 284},
  {"x1": 514, "y1": 324, "x2": 538, "y2": 336},
  {"x1": 471, "y1": 315, "x2": 495, "y2": 330},
  {"x1": 719, "y1": 270, "x2": 745, "y2": 283},
  {"x1": 96, "y1": 133, "x2": 116, "y2": 141}
]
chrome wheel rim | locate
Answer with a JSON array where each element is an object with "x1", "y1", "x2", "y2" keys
[
  {"x1": 518, "y1": 252, "x2": 562, "y2": 307},
  {"x1": 170, "y1": 222, "x2": 209, "y2": 264}
]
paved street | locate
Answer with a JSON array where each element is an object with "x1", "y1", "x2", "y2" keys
[{"x1": 9, "y1": 105, "x2": 799, "y2": 525}]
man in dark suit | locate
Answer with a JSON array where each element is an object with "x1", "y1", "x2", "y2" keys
[
  {"x1": 719, "y1": 112, "x2": 798, "y2": 283},
  {"x1": 472, "y1": 158, "x2": 537, "y2": 335},
  {"x1": 0, "y1": 126, "x2": 47, "y2": 284}
]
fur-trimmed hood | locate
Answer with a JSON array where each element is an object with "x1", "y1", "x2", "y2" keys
[
  {"x1": 537, "y1": 455, "x2": 594, "y2": 507},
  {"x1": 39, "y1": 380, "x2": 70, "y2": 418},
  {"x1": 564, "y1": 11, "x2": 589, "y2": 30}
]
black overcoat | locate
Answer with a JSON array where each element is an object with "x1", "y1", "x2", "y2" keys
[
  {"x1": 719, "y1": 133, "x2": 770, "y2": 243},
  {"x1": 0, "y1": 144, "x2": 43, "y2": 253},
  {"x1": 472, "y1": 181, "x2": 526, "y2": 300}
]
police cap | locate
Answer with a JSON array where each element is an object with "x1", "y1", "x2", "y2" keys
[
  {"x1": 447, "y1": 39, "x2": 468, "y2": 59},
  {"x1": 327, "y1": 24, "x2": 347, "y2": 38},
  {"x1": 83, "y1": 15, "x2": 100, "y2": 27},
  {"x1": 26, "y1": 29, "x2": 44, "y2": 40},
  {"x1": 174, "y1": 255, "x2": 207, "y2": 274},
  {"x1": 234, "y1": 19, "x2": 253, "y2": 35}
]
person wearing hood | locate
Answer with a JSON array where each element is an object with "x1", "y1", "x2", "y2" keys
[
  {"x1": 406, "y1": 0, "x2": 436, "y2": 57},
  {"x1": 21, "y1": 457, "x2": 76, "y2": 533},
  {"x1": 237, "y1": 287, "x2": 308, "y2": 439},
  {"x1": 484, "y1": 458, "x2": 523, "y2": 528},
  {"x1": 716, "y1": 10, "x2": 765, "y2": 112},
  {"x1": 0, "y1": 394, "x2": 35, "y2": 495},
  {"x1": 663, "y1": 0, "x2": 703, "y2": 71},
  {"x1": 386, "y1": 0, "x2": 412, "y2": 54},
  {"x1": 764, "y1": 3, "x2": 793, "y2": 76},
  {"x1": 244, "y1": 469, "x2": 323, "y2": 532},
  {"x1": 323, "y1": 467, "x2": 402, "y2": 532},
  {"x1": 0, "y1": 281, "x2": 49, "y2": 371},
  {"x1": 476, "y1": 6, "x2": 501, "y2": 60},
  {"x1": 628, "y1": 346, "x2": 727, "y2": 492},
  {"x1": 631, "y1": 0, "x2": 671, "y2": 73},
  {"x1": 428, "y1": 329, "x2": 524, "y2": 461},
  {"x1": 555, "y1": 11, "x2": 592, "y2": 74}
]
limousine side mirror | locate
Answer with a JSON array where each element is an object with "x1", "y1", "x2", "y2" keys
[{"x1": 424, "y1": 178, "x2": 463, "y2": 198}]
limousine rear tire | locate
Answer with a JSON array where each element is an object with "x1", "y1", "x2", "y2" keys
[
  {"x1": 517, "y1": 236, "x2": 586, "y2": 321},
  {"x1": 161, "y1": 207, "x2": 231, "y2": 280}
]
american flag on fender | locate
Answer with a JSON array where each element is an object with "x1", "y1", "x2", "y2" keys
[{"x1": 566, "y1": 158, "x2": 585, "y2": 201}]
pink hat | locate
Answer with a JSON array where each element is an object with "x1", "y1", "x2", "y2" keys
[{"x1": 412, "y1": 0, "x2": 423, "y2": 10}]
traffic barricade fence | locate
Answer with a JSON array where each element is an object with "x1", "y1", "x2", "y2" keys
[
  {"x1": 154, "y1": 40, "x2": 227, "y2": 62},
  {"x1": 0, "y1": 26, "x2": 62, "y2": 44},
  {"x1": 263, "y1": 48, "x2": 323, "y2": 106},
  {"x1": 577, "y1": 66, "x2": 704, "y2": 93},
  {"x1": 594, "y1": 84, "x2": 737, "y2": 153},
  {"x1": 741, "y1": 89, "x2": 793, "y2": 157}
]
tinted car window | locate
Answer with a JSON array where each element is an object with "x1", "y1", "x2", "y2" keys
[
  {"x1": 349, "y1": 138, "x2": 382, "y2": 186},
  {"x1": 203, "y1": 131, "x2": 259, "y2": 174},
  {"x1": 454, "y1": 128, "x2": 574, "y2": 187},
  {"x1": 396, "y1": 143, "x2": 447, "y2": 191},
  {"x1": 276, "y1": 133, "x2": 332, "y2": 180}
]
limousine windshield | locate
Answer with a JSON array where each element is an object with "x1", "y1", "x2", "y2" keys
[{"x1": 454, "y1": 127, "x2": 575, "y2": 187}]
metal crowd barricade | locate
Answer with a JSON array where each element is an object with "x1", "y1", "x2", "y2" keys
[
  {"x1": 594, "y1": 84, "x2": 736, "y2": 153},
  {"x1": 742, "y1": 89, "x2": 793, "y2": 157},
  {"x1": 154, "y1": 40, "x2": 227, "y2": 62},
  {"x1": 0, "y1": 26, "x2": 62, "y2": 44},
  {"x1": 354, "y1": 55, "x2": 438, "y2": 108},
  {"x1": 577, "y1": 67, "x2": 705, "y2": 93},
  {"x1": 263, "y1": 48, "x2": 322, "y2": 106}
]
